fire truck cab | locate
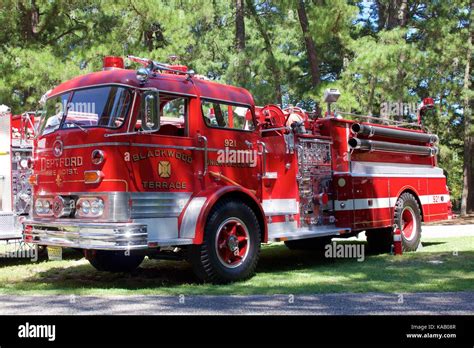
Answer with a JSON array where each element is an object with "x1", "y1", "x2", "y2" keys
[{"x1": 23, "y1": 56, "x2": 451, "y2": 283}]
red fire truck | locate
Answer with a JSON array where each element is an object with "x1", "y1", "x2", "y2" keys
[
  {"x1": 23, "y1": 56, "x2": 451, "y2": 283},
  {"x1": 0, "y1": 105, "x2": 35, "y2": 240}
]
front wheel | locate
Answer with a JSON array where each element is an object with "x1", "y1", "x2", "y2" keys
[
  {"x1": 87, "y1": 250, "x2": 144, "y2": 272},
  {"x1": 188, "y1": 199, "x2": 261, "y2": 284}
]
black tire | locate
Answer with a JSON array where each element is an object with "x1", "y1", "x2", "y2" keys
[
  {"x1": 88, "y1": 250, "x2": 144, "y2": 272},
  {"x1": 366, "y1": 228, "x2": 393, "y2": 253},
  {"x1": 284, "y1": 236, "x2": 332, "y2": 251},
  {"x1": 188, "y1": 199, "x2": 261, "y2": 284},
  {"x1": 394, "y1": 192, "x2": 422, "y2": 251}
]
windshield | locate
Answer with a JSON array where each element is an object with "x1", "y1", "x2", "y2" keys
[
  {"x1": 38, "y1": 86, "x2": 132, "y2": 136},
  {"x1": 37, "y1": 93, "x2": 70, "y2": 136}
]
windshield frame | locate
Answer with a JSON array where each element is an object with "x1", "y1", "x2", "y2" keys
[{"x1": 38, "y1": 84, "x2": 135, "y2": 137}]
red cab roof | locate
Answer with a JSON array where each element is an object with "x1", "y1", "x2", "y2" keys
[{"x1": 48, "y1": 69, "x2": 254, "y2": 107}]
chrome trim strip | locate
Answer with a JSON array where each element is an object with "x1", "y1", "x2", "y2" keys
[
  {"x1": 350, "y1": 161, "x2": 445, "y2": 178},
  {"x1": 268, "y1": 224, "x2": 348, "y2": 241},
  {"x1": 130, "y1": 142, "x2": 221, "y2": 152},
  {"x1": 36, "y1": 142, "x2": 222, "y2": 153},
  {"x1": 151, "y1": 238, "x2": 193, "y2": 246}
]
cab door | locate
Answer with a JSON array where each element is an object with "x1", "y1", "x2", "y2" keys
[{"x1": 198, "y1": 99, "x2": 260, "y2": 196}]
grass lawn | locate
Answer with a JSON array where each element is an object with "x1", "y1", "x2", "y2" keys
[{"x1": 0, "y1": 236, "x2": 472, "y2": 296}]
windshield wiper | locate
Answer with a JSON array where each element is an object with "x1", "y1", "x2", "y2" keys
[{"x1": 65, "y1": 120, "x2": 88, "y2": 133}]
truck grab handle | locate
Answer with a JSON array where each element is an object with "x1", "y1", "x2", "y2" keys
[{"x1": 198, "y1": 135, "x2": 208, "y2": 177}]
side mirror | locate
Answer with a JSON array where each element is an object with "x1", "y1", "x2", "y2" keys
[{"x1": 141, "y1": 91, "x2": 160, "y2": 131}]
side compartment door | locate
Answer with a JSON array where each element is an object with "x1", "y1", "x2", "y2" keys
[{"x1": 258, "y1": 131, "x2": 299, "y2": 235}]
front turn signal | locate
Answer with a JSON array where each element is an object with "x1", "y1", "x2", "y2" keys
[
  {"x1": 28, "y1": 174, "x2": 38, "y2": 186},
  {"x1": 84, "y1": 170, "x2": 104, "y2": 184}
]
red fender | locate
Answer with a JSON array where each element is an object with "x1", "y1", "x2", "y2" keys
[
  {"x1": 180, "y1": 185, "x2": 267, "y2": 245},
  {"x1": 393, "y1": 185, "x2": 425, "y2": 221}
]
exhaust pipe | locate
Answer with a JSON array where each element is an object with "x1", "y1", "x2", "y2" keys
[
  {"x1": 351, "y1": 123, "x2": 438, "y2": 144},
  {"x1": 348, "y1": 138, "x2": 438, "y2": 157}
]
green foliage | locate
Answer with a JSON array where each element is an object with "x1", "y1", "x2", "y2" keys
[{"x1": 0, "y1": 0, "x2": 470, "y2": 206}]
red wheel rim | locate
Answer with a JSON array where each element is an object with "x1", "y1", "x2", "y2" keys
[
  {"x1": 215, "y1": 218, "x2": 250, "y2": 268},
  {"x1": 401, "y1": 207, "x2": 417, "y2": 241}
]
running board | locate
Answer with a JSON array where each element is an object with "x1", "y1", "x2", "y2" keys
[
  {"x1": 149, "y1": 238, "x2": 194, "y2": 247},
  {"x1": 268, "y1": 225, "x2": 350, "y2": 242}
]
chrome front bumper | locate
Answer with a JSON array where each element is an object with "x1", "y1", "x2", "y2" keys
[{"x1": 23, "y1": 220, "x2": 148, "y2": 250}]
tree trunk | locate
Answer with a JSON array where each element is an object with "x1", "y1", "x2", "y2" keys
[
  {"x1": 18, "y1": 0, "x2": 40, "y2": 42},
  {"x1": 367, "y1": 75, "x2": 376, "y2": 116},
  {"x1": 235, "y1": 0, "x2": 245, "y2": 52},
  {"x1": 296, "y1": 0, "x2": 320, "y2": 88},
  {"x1": 246, "y1": 0, "x2": 282, "y2": 104},
  {"x1": 461, "y1": 1, "x2": 473, "y2": 216},
  {"x1": 376, "y1": 0, "x2": 409, "y2": 30},
  {"x1": 235, "y1": 0, "x2": 246, "y2": 87}
]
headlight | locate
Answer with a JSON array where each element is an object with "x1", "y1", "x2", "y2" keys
[
  {"x1": 34, "y1": 200, "x2": 43, "y2": 214},
  {"x1": 81, "y1": 200, "x2": 91, "y2": 214},
  {"x1": 76, "y1": 197, "x2": 104, "y2": 218},
  {"x1": 91, "y1": 199, "x2": 104, "y2": 215},
  {"x1": 34, "y1": 198, "x2": 53, "y2": 216}
]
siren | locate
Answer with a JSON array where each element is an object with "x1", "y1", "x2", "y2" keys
[{"x1": 103, "y1": 56, "x2": 125, "y2": 70}]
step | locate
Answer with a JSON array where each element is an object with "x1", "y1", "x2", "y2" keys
[{"x1": 268, "y1": 224, "x2": 350, "y2": 242}]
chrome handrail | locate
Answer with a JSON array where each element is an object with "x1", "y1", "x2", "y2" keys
[
  {"x1": 260, "y1": 126, "x2": 291, "y2": 133},
  {"x1": 257, "y1": 140, "x2": 267, "y2": 178},
  {"x1": 198, "y1": 135, "x2": 208, "y2": 177},
  {"x1": 336, "y1": 111, "x2": 423, "y2": 129}
]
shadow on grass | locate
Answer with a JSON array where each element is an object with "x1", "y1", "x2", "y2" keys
[
  {"x1": 421, "y1": 242, "x2": 447, "y2": 247},
  {"x1": 0, "y1": 248, "x2": 83, "y2": 268},
  {"x1": 14, "y1": 241, "x2": 474, "y2": 295}
]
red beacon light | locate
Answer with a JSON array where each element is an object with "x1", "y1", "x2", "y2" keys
[
  {"x1": 422, "y1": 97, "x2": 435, "y2": 109},
  {"x1": 417, "y1": 97, "x2": 435, "y2": 125},
  {"x1": 103, "y1": 56, "x2": 125, "y2": 70}
]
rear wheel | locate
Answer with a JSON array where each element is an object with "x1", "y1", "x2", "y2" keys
[
  {"x1": 188, "y1": 199, "x2": 261, "y2": 284},
  {"x1": 87, "y1": 250, "x2": 144, "y2": 272},
  {"x1": 394, "y1": 192, "x2": 422, "y2": 251}
]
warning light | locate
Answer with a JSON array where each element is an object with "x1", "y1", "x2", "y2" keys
[{"x1": 103, "y1": 56, "x2": 124, "y2": 70}]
